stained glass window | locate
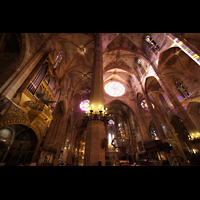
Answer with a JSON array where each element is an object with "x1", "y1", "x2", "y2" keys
[
  {"x1": 161, "y1": 123, "x2": 168, "y2": 135},
  {"x1": 149, "y1": 125, "x2": 158, "y2": 139},
  {"x1": 141, "y1": 99, "x2": 155, "y2": 110},
  {"x1": 108, "y1": 133, "x2": 115, "y2": 149},
  {"x1": 145, "y1": 35, "x2": 160, "y2": 53},
  {"x1": 104, "y1": 82, "x2": 125, "y2": 97},
  {"x1": 80, "y1": 100, "x2": 90, "y2": 111},
  {"x1": 108, "y1": 119, "x2": 115, "y2": 126},
  {"x1": 173, "y1": 78, "x2": 189, "y2": 98},
  {"x1": 54, "y1": 51, "x2": 63, "y2": 68},
  {"x1": 118, "y1": 122, "x2": 122, "y2": 128}
]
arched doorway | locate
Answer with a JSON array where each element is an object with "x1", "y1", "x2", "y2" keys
[
  {"x1": 105, "y1": 100, "x2": 138, "y2": 165},
  {"x1": 2, "y1": 125, "x2": 37, "y2": 166}
]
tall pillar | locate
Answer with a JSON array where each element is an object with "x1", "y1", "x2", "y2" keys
[
  {"x1": 44, "y1": 104, "x2": 63, "y2": 145},
  {"x1": 136, "y1": 64, "x2": 166, "y2": 140},
  {"x1": 151, "y1": 62, "x2": 200, "y2": 137},
  {"x1": 84, "y1": 33, "x2": 105, "y2": 166},
  {"x1": 89, "y1": 34, "x2": 104, "y2": 111},
  {"x1": 134, "y1": 101, "x2": 150, "y2": 142},
  {"x1": 142, "y1": 87, "x2": 166, "y2": 140}
]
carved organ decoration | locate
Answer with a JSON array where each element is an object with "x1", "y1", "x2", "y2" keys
[
  {"x1": 27, "y1": 62, "x2": 48, "y2": 95},
  {"x1": 2, "y1": 54, "x2": 62, "y2": 134},
  {"x1": 26, "y1": 58, "x2": 61, "y2": 111}
]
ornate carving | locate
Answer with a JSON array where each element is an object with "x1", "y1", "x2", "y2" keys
[
  {"x1": 23, "y1": 100, "x2": 45, "y2": 111},
  {"x1": 0, "y1": 104, "x2": 29, "y2": 127},
  {"x1": 0, "y1": 96, "x2": 12, "y2": 118},
  {"x1": 30, "y1": 120, "x2": 47, "y2": 141},
  {"x1": 0, "y1": 102, "x2": 48, "y2": 142}
]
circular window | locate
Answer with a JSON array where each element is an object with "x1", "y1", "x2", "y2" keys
[
  {"x1": 80, "y1": 100, "x2": 90, "y2": 111},
  {"x1": 104, "y1": 82, "x2": 125, "y2": 97}
]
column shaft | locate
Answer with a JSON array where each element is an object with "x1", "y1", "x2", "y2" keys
[
  {"x1": 152, "y1": 62, "x2": 199, "y2": 136},
  {"x1": 84, "y1": 33, "x2": 105, "y2": 166},
  {"x1": 142, "y1": 88, "x2": 166, "y2": 140}
]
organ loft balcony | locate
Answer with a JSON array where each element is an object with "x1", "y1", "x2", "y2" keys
[{"x1": 12, "y1": 80, "x2": 55, "y2": 127}]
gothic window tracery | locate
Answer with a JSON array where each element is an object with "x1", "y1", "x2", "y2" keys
[
  {"x1": 145, "y1": 35, "x2": 160, "y2": 53},
  {"x1": 149, "y1": 125, "x2": 158, "y2": 139},
  {"x1": 141, "y1": 99, "x2": 155, "y2": 111},
  {"x1": 80, "y1": 100, "x2": 90, "y2": 111},
  {"x1": 104, "y1": 82, "x2": 125, "y2": 97},
  {"x1": 108, "y1": 119, "x2": 115, "y2": 126},
  {"x1": 54, "y1": 51, "x2": 63, "y2": 68},
  {"x1": 173, "y1": 78, "x2": 189, "y2": 98}
]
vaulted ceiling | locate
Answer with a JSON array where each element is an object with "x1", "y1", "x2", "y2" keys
[{"x1": 55, "y1": 33, "x2": 148, "y2": 102}]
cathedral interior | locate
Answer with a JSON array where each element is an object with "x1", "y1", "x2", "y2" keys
[{"x1": 1, "y1": 33, "x2": 200, "y2": 166}]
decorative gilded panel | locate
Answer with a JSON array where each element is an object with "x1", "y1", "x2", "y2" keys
[
  {"x1": 0, "y1": 104, "x2": 30, "y2": 127},
  {"x1": 30, "y1": 120, "x2": 47, "y2": 142}
]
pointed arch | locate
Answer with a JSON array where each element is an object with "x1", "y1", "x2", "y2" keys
[{"x1": 104, "y1": 59, "x2": 135, "y2": 75}]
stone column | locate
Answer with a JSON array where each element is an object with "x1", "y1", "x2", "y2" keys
[
  {"x1": 53, "y1": 112, "x2": 68, "y2": 166},
  {"x1": 84, "y1": 33, "x2": 105, "y2": 166},
  {"x1": 151, "y1": 61, "x2": 200, "y2": 137},
  {"x1": 142, "y1": 86, "x2": 166, "y2": 140},
  {"x1": 135, "y1": 62, "x2": 166, "y2": 141},
  {"x1": 89, "y1": 34, "x2": 104, "y2": 111},
  {"x1": 133, "y1": 101, "x2": 150, "y2": 142},
  {"x1": 44, "y1": 104, "x2": 63, "y2": 146}
]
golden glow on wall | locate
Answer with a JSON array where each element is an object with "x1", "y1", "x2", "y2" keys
[{"x1": 104, "y1": 82, "x2": 125, "y2": 97}]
